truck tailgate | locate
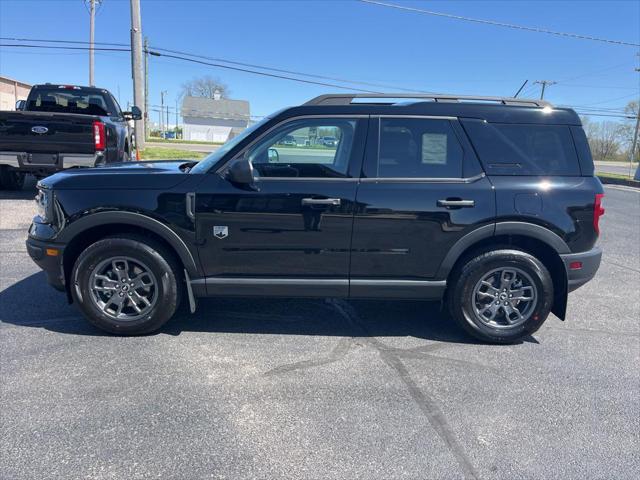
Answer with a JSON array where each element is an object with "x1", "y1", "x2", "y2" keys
[{"x1": 0, "y1": 111, "x2": 96, "y2": 155}]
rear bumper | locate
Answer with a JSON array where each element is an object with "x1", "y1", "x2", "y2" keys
[
  {"x1": 26, "y1": 236, "x2": 66, "y2": 291},
  {"x1": 560, "y1": 246, "x2": 602, "y2": 292},
  {"x1": 0, "y1": 151, "x2": 104, "y2": 172}
]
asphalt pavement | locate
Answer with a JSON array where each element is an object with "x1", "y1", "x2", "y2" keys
[{"x1": 0, "y1": 180, "x2": 638, "y2": 480}]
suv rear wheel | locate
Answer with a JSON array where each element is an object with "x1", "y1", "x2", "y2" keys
[
  {"x1": 448, "y1": 249, "x2": 553, "y2": 344},
  {"x1": 71, "y1": 235, "x2": 181, "y2": 335}
]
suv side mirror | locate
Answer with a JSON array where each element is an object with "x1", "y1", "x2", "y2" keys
[
  {"x1": 124, "y1": 106, "x2": 142, "y2": 120},
  {"x1": 226, "y1": 156, "x2": 256, "y2": 189},
  {"x1": 268, "y1": 148, "x2": 279, "y2": 163},
  {"x1": 15, "y1": 100, "x2": 26, "y2": 111}
]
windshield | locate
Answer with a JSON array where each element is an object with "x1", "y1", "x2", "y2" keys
[{"x1": 189, "y1": 115, "x2": 274, "y2": 174}]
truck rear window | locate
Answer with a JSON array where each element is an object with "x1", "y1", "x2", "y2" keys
[
  {"x1": 461, "y1": 119, "x2": 581, "y2": 176},
  {"x1": 26, "y1": 87, "x2": 114, "y2": 117}
]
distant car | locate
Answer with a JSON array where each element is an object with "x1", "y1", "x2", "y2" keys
[
  {"x1": 0, "y1": 84, "x2": 140, "y2": 190},
  {"x1": 279, "y1": 135, "x2": 296, "y2": 146},
  {"x1": 319, "y1": 136, "x2": 338, "y2": 147}
]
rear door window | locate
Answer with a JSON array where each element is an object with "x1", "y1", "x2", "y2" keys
[
  {"x1": 372, "y1": 118, "x2": 464, "y2": 178},
  {"x1": 461, "y1": 120, "x2": 581, "y2": 176}
]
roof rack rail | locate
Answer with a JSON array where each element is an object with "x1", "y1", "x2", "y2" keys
[{"x1": 304, "y1": 93, "x2": 552, "y2": 108}]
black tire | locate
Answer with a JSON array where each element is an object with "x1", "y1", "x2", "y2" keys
[
  {"x1": 447, "y1": 249, "x2": 553, "y2": 344},
  {"x1": 70, "y1": 234, "x2": 181, "y2": 335},
  {"x1": 0, "y1": 166, "x2": 25, "y2": 190}
]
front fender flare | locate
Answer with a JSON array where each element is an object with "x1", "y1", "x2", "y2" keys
[{"x1": 57, "y1": 211, "x2": 200, "y2": 277}]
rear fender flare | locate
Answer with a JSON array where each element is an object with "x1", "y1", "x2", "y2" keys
[{"x1": 436, "y1": 221, "x2": 570, "y2": 279}]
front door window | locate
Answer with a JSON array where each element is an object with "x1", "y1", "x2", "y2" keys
[{"x1": 249, "y1": 119, "x2": 357, "y2": 178}]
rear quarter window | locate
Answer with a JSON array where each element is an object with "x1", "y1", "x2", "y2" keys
[{"x1": 461, "y1": 119, "x2": 581, "y2": 176}]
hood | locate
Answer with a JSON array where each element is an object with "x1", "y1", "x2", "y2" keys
[{"x1": 39, "y1": 160, "x2": 197, "y2": 190}]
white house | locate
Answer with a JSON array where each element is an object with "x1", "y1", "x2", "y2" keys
[{"x1": 181, "y1": 92, "x2": 250, "y2": 143}]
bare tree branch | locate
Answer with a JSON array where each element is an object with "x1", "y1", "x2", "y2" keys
[{"x1": 180, "y1": 76, "x2": 230, "y2": 100}]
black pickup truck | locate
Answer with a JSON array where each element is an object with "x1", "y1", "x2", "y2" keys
[
  {"x1": 27, "y1": 93, "x2": 604, "y2": 343},
  {"x1": 0, "y1": 84, "x2": 141, "y2": 190}
]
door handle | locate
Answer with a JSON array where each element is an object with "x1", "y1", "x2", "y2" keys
[
  {"x1": 301, "y1": 198, "x2": 341, "y2": 206},
  {"x1": 437, "y1": 199, "x2": 475, "y2": 208},
  {"x1": 186, "y1": 192, "x2": 196, "y2": 221}
]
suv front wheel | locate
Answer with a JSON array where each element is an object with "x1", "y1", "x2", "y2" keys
[
  {"x1": 448, "y1": 249, "x2": 554, "y2": 344},
  {"x1": 71, "y1": 235, "x2": 181, "y2": 335}
]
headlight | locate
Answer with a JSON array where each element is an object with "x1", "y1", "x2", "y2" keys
[{"x1": 35, "y1": 187, "x2": 53, "y2": 223}]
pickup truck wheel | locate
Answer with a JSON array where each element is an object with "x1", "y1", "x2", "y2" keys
[
  {"x1": 447, "y1": 249, "x2": 553, "y2": 344},
  {"x1": 71, "y1": 235, "x2": 180, "y2": 335},
  {"x1": 0, "y1": 167, "x2": 25, "y2": 190}
]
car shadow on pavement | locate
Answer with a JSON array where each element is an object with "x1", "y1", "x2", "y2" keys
[
  {"x1": 0, "y1": 175, "x2": 38, "y2": 200},
  {"x1": 1, "y1": 272, "x2": 478, "y2": 344}
]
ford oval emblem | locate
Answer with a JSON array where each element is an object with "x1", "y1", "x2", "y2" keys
[{"x1": 31, "y1": 126, "x2": 49, "y2": 135}]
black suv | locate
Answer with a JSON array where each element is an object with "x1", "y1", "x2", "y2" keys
[{"x1": 26, "y1": 94, "x2": 604, "y2": 343}]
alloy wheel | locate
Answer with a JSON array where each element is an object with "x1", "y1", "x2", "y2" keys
[
  {"x1": 471, "y1": 267, "x2": 538, "y2": 328},
  {"x1": 88, "y1": 256, "x2": 158, "y2": 321}
]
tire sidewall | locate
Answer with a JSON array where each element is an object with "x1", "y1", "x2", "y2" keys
[
  {"x1": 453, "y1": 250, "x2": 553, "y2": 343},
  {"x1": 71, "y1": 237, "x2": 178, "y2": 334}
]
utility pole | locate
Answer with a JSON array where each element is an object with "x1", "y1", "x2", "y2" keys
[
  {"x1": 160, "y1": 90, "x2": 167, "y2": 138},
  {"x1": 534, "y1": 80, "x2": 556, "y2": 100},
  {"x1": 86, "y1": 0, "x2": 100, "y2": 86},
  {"x1": 144, "y1": 36, "x2": 149, "y2": 141},
  {"x1": 175, "y1": 99, "x2": 179, "y2": 138},
  {"x1": 628, "y1": 64, "x2": 640, "y2": 178},
  {"x1": 130, "y1": 0, "x2": 145, "y2": 154}
]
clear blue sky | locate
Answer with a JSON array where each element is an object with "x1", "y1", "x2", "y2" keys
[{"x1": 0, "y1": 0, "x2": 638, "y2": 123}]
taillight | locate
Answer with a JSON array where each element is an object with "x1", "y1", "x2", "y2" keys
[
  {"x1": 593, "y1": 193, "x2": 605, "y2": 235},
  {"x1": 93, "y1": 121, "x2": 105, "y2": 151}
]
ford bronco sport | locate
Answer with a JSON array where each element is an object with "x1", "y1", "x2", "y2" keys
[{"x1": 26, "y1": 93, "x2": 604, "y2": 343}]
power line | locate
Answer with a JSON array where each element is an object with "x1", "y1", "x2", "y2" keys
[
  {"x1": 0, "y1": 43, "x2": 380, "y2": 93},
  {"x1": 0, "y1": 36, "x2": 129, "y2": 47},
  {"x1": 554, "y1": 83, "x2": 638, "y2": 90},
  {"x1": 148, "y1": 45, "x2": 437, "y2": 94},
  {"x1": 358, "y1": 0, "x2": 640, "y2": 47},
  {"x1": 0, "y1": 35, "x2": 435, "y2": 94},
  {"x1": 145, "y1": 50, "x2": 382, "y2": 93},
  {"x1": 557, "y1": 62, "x2": 633, "y2": 83},
  {"x1": 566, "y1": 106, "x2": 629, "y2": 114},
  {"x1": 4, "y1": 35, "x2": 636, "y2": 98},
  {"x1": 2, "y1": 41, "x2": 636, "y2": 109},
  {"x1": 579, "y1": 92, "x2": 639, "y2": 107},
  {"x1": 0, "y1": 43, "x2": 130, "y2": 52},
  {"x1": 574, "y1": 112, "x2": 636, "y2": 119}
]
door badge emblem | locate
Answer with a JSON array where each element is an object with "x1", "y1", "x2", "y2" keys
[{"x1": 213, "y1": 226, "x2": 229, "y2": 239}]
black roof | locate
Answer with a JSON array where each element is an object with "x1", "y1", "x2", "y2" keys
[
  {"x1": 281, "y1": 94, "x2": 581, "y2": 125},
  {"x1": 33, "y1": 84, "x2": 108, "y2": 94}
]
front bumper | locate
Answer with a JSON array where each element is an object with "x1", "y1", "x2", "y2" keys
[
  {"x1": 560, "y1": 246, "x2": 602, "y2": 292},
  {"x1": 26, "y1": 236, "x2": 66, "y2": 292}
]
